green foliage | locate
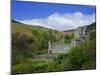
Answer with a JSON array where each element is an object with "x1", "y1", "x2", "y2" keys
[
  {"x1": 33, "y1": 62, "x2": 48, "y2": 72},
  {"x1": 68, "y1": 46, "x2": 88, "y2": 70},
  {"x1": 12, "y1": 39, "x2": 96, "y2": 74},
  {"x1": 12, "y1": 61, "x2": 33, "y2": 74},
  {"x1": 87, "y1": 22, "x2": 96, "y2": 31},
  {"x1": 81, "y1": 60, "x2": 96, "y2": 70},
  {"x1": 63, "y1": 38, "x2": 96, "y2": 70},
  {"x1": 65, "y1": 39, "x2": 72, "y2": 44},
  {"x1": 12, "y1": 21, "x2": 96, "y2": 74},
  {"x1": 47, "y1": 62, "x2": 64, "y2": 72},
  {"x1": 64, "y1": 34, "x2": 74, "y2": 44},
  {"x1": 90, "y1": 31, "x2": 96, "y2": 40},
  {"x1": 52, "y1": 38, "x2": 96, "y2": 71},
  {"x1": 64, "y1": 22, "x2": 96, "y2": 70},
  {"x1": 12, "y1": 60, "x2": 49, "y2": 74},
  {"x1": 12, "y1": 32, "x2": 34, "y2": 64}
]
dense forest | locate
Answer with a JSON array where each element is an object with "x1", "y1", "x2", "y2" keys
[{"x1": 12, "y1": 20, "x2": 96, "y2": 74}]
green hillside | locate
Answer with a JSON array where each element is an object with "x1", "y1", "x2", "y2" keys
[
  {"x1": 12, "y1": 20, "x2": 96, "y2": 74},
  {"x1": 12, "y1": 21, "x2": 53, "y2": 56},
  {"x1": 87, "y1": 22, "x2": 96, "y2": 30},
  {"x1": 12, "y1": 21, "x2": 49, "y2": 33},
  {"x1": 12, "y1": 20, "x2": 74, "y2": 42}
]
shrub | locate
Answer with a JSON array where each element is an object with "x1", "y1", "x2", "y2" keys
[
  {"x1": 47, "y1": 62, "x2": 64, "y2": 72},
  {"x1": 12, "y1": 61, "x2": 49, "y2": 74},
  {"x1": 81, "y1": 60, "x2": 96, "y2": 70}
]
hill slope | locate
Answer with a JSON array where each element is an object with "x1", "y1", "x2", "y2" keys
[
  {"x1": 12, "y1": 20, "x2": 74, "y2": 42},
  {"x1": 12, "y1": 20, "x2": 50, "y2": 33}
]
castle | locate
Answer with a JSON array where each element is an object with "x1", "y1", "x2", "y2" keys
[{"x1": 48, "y1": 26, "x2": 90, "y2": 54}]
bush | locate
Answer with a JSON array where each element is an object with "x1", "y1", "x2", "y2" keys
[
  {"x1": 55, "y1": 38, "x2": 96, "y2": 71},
  {"x1": 12, "y1": 61, "x2": 49, "y2": 74},
  {"x1": 12, "y1": 62, "x2": 33, "y2": 74},
  {"x1": 81, "y1": 60, "x2": 96, "y2": 70},
  {"x1": 63, "y1": 38, "x2": 96, "y2": 70},
  {"x1": 47, "y1": 62, "x2": 64, "y2": 72}
]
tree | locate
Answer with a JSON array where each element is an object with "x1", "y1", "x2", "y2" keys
[{"x1": 12, "y1": 32, "x2": 33, "y2": 64}]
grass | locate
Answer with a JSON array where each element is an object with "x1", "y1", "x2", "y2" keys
[
  {"x1": 12, "y1": 21, "x2": 96, "y2": 74},
  {"x1": 12, "y1": 22, "x2": 49, "y2": 34}
]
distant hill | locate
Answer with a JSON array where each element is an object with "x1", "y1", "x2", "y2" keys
[
  {"x1": 12, "y1": 20, "x2": 96, "y2": 41},
  {"x1": 12, "y1": 20, "x2": 74, "y2": 42},
  {"x1": 87, "y1": 22, "x2": 96, "y2": 31},
  {"x1": 12, "y1": 20, "x2": 50, "y2": 33},
  {"x1": 12, "y1": 20, "x2": 23, "y2": 24},
  {"x1": 12, "y1": 20, "x2": 96, "y2": 32}
]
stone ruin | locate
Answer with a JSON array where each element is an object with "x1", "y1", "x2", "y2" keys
[{"x1": 48, "y1": 26, "x2": 90, "y2": 54}]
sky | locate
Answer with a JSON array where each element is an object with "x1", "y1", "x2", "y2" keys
[{"x1": 12, "y1": 0, "x2": 96, "y2": 31}]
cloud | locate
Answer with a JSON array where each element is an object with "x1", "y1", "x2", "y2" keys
[{"x1": 17, "y1": 12, "x2": 95, "y2": 31}]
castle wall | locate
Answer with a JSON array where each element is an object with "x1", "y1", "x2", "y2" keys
[
  {"x1": 48, "y1": 42, "x2": 71, "y2": 54},
  {"x1": 48, "y1": 26, "x2": 89, "y2": 54}
]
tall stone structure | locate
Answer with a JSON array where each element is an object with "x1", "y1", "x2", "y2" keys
[{"x1": 74, "y1": 26, "x2": 89, "y2": 45}]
